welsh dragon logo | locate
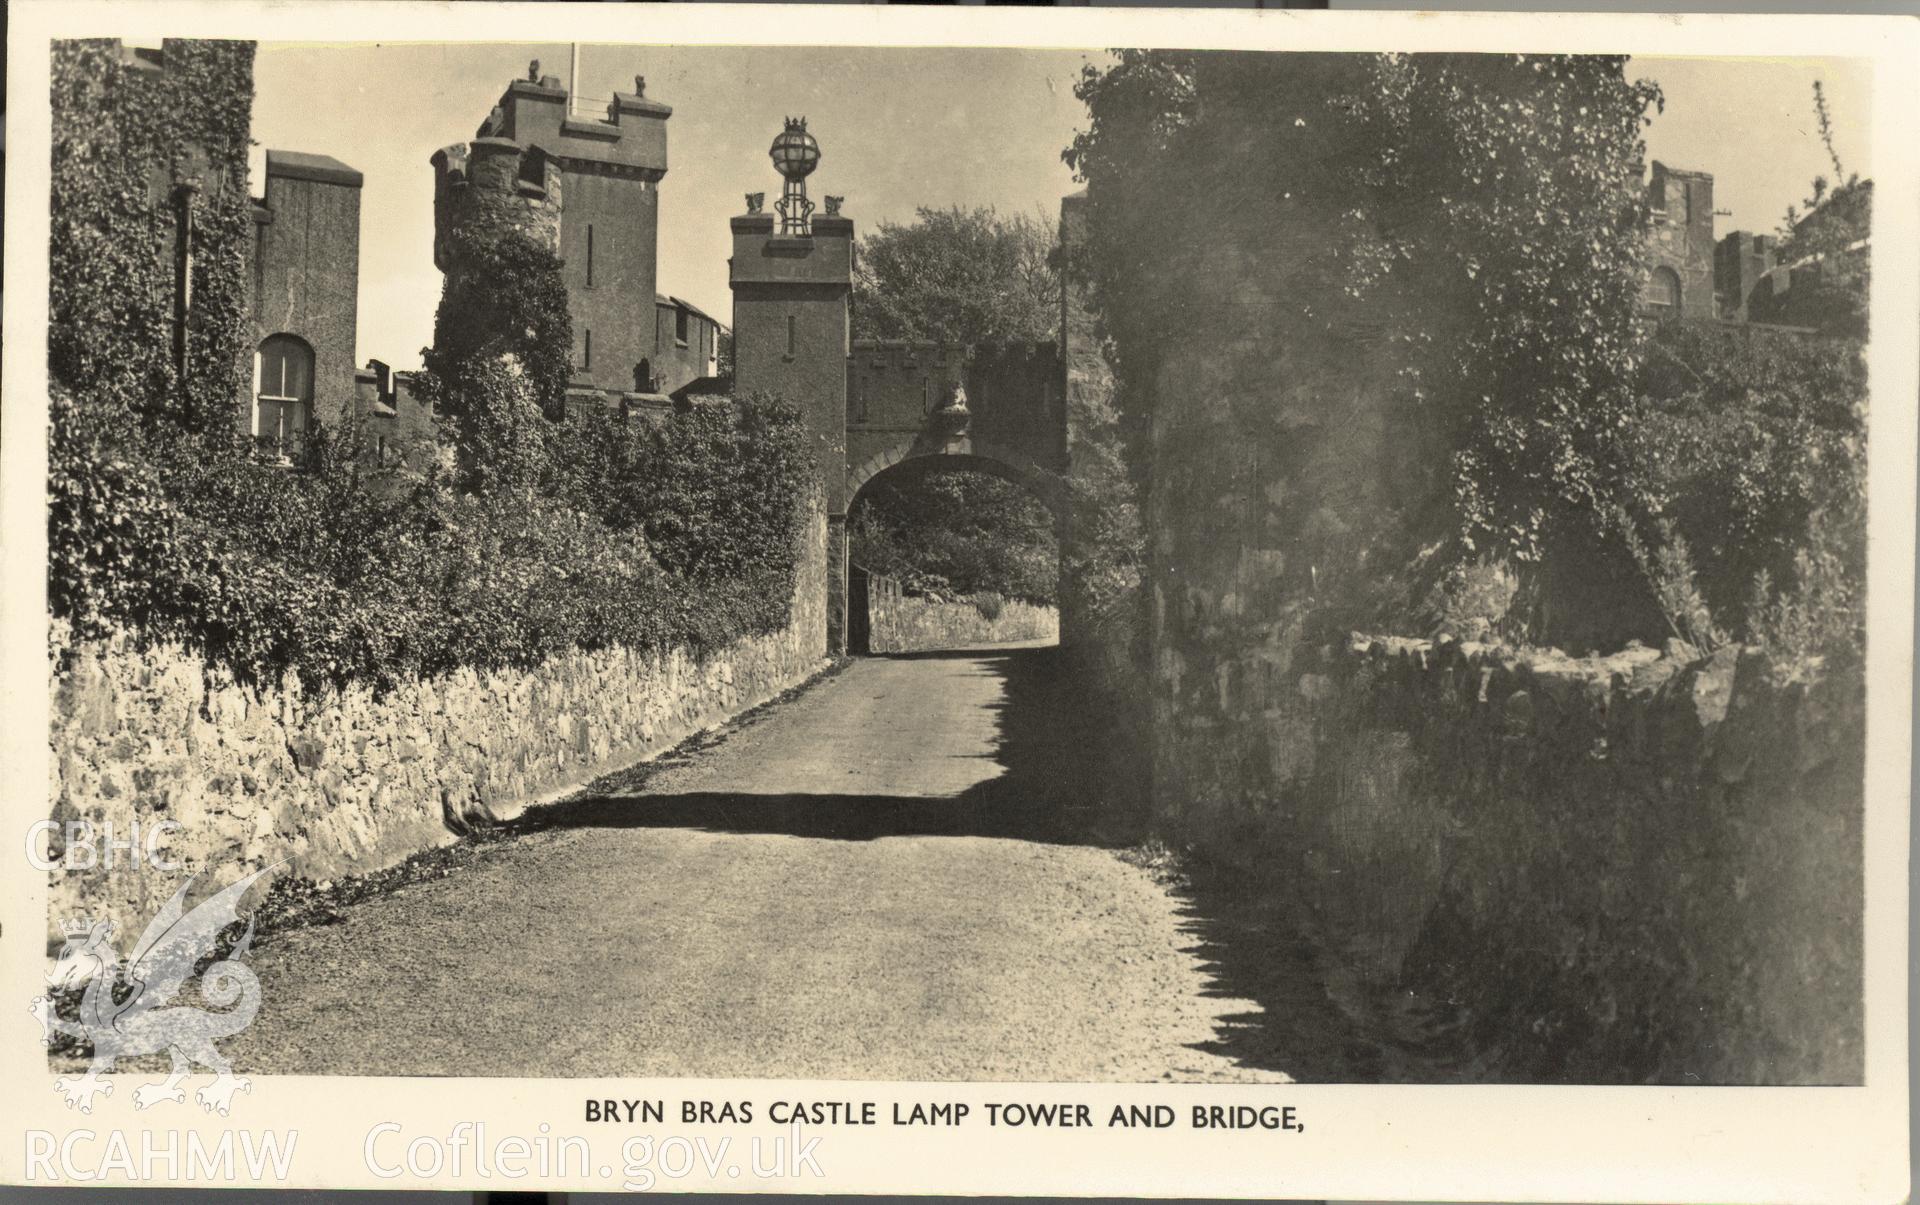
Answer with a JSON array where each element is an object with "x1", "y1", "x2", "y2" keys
[{"x1": 31, "y1": 864, "x2": 279, "y2": 1116}]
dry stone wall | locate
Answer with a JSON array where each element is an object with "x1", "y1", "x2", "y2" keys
[
  {"x1": 863, "y1": 578, "x2": 1057, "y2": 654},
  {"x1": 1165, "y1": 628, "x2": 1864, "y2": 1084},
  {"x1": 47, "y1": 511, "x2": 828, "y2": 939}
]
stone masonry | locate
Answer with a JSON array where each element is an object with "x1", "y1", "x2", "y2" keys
[
  {"x1": 1282, "y1": 631, "x2": 1864, "y2": 1083},
  {"x1": 47, "y1": 511, "x2": 827, "y2": 940}
]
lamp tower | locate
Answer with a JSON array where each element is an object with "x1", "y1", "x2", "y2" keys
[{"x1": 730, "y1": 119, "x2": 853, "y2": 652}]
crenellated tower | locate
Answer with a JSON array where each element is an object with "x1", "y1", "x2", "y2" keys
[{"x1": 437, "y1": 64, "x2": 672, "y2": 396}]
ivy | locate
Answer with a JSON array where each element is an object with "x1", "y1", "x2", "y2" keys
[
  {"x1": 1068, "y1": 53, "x2": 1662, "y2": 567},
  {"x1": 50, "y1": 38, "x2": 255, "y2": 438},
  {"x1": 52, "y1": 383, "x2": 813, "y2": 693},
  {"x1": 1622, "y1": 318, "x2": 1866, "y2": 641},
  {"x1": 417, "y1": 222, "x2": 575, "y2": 491}
]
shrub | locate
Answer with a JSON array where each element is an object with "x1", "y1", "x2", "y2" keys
[
  {"x1": 1416, "y1": 557, "x2": 1520, "y2": 642},
  {"x1": 971, "y1": 591, "x2": 1006, "y2": 623},
  {"x1": 900, "y1": 571, "x2": 952, "y2": 601},
  {"x1": 544, "y1": 392, "x2": 814, "y2": 587},
  {"x1": 1746, "y1": 501, "x2": 1864, "y2": 678},
  {"x1": 1621, "y1": 319, "x2": 1866, "y2": 646},
  {"x1": 849, "y1": 466, "x2": 1057, "y2": 605},
  {"x1": 48, "y1": 385, "x2": 813, "y2": 693},
  {"x1": 1619, "y1": 514, "x2": 1726, "y2": 654}
]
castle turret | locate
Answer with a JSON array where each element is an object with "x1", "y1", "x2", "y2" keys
[
  {"x1": 431, "y1": 138, "x2": 563, "y2": 270},
  {"x1": 730, "y1": 118, "x2": 854, "y2": 649},
  {"x1": 450, "y1": 66, "x2": 672, "y2": 394}
]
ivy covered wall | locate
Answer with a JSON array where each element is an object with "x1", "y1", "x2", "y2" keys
[{"x1": 50, "y1": 38, "x2": 256, "y2": 437}]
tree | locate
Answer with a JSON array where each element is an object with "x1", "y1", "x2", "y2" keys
[
  {"x1": 848, "y1": 206, "x2": 1066, "y2": 602},
  {"x1": 852, "y1": 205, "x2": 1059, "y2": 346},
  {"x1": 850, "y1": 466, "x2": 1058, "y2": 605},
  {"x1": 1066, "y1": 52, "x2": 1664, "y2": 643},
  {"x1": 1769, "y1": 82, "x2": 1871, "y2": 338}
]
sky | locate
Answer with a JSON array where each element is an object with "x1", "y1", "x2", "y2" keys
[{"x1": 249, "y1": 44, "x2": 1872, "y2": 373}]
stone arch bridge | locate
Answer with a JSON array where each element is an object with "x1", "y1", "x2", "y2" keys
[
  {"x1": 835, "y1": 338, "x2": 1069, "y2": 651},
  {"x1": 846, "y1": 339, "x2": 1067, "y2": 513}
]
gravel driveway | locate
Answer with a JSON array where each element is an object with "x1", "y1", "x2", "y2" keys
[{"x1": 222, "y1": 644, "x2": 1308, "y2": 1082}]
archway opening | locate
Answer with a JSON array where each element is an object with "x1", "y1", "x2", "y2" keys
[{"x1": 847, "y1": 454, "x2": 1061, "y2": 655}]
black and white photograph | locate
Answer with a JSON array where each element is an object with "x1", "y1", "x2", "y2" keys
[{"x1": 3, "y1": 2, "x2": 1913, "y2": 1198}]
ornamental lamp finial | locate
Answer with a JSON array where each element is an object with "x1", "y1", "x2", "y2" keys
[{"x1": 769, "y1": 117, "x2": 822, "y2": 235}]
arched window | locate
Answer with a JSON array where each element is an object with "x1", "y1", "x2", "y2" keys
[
  {"x1": 1645, "y1": 266, "x2": 1682, "y2": 310},
  {"x1": 254, "y1": 334, "x2": 313, "y2": 460}
]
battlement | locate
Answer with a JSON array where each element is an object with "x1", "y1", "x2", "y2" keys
[
  {"x1": 1720, "y1": 230, "x2": 1776, "y2": 256},
  {"x1": 431, "y1": 138, "x2": 563, "y2": 270},
  {"x1": 969, "y1": 339, "x2": 1061, "y2": 370},
  {"x1": 474, "y1": 71, "x2": 670, "y2": 181},
  {"x1": 851, "y1": 340, "x2": 969, "y2": 371},
  {"x1": 114, "y1": 40, "x2": 167, "y2": 73},
  {"x1": 847, "y1": 338, "x2": 1062, "y2": 454},
  {"x1": 1713, "y1": 229, "x2": 1778, "y2": 320}
]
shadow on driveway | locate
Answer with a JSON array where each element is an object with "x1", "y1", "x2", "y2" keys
[{"x1": 524, "y1": 642, "x2": 1402, "y2": 1082}]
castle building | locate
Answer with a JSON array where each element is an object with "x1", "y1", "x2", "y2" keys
[
  {"x1": 237, "y1": 60, "x2": 731, "y2": 469},
  {"x1": 450, "y1": 66, "x2": 724, "y2": 402},
  {"x1": 1636, "y1": 159, "x2": 1865, "y2": 334},
  {"x1": 728, "y1": 119, "x2": 857, "y2": 644},
  {"x1": 1715, "y1": 183, "x2": 1871, "y2": 332},
  {"x1": 1715, "y1": 230, "x2": 1780, "y2": 323},
  {"x1": 242, "y1": 146, "x2": 437, "y2": 466}
]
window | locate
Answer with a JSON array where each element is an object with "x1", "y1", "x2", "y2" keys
[
  {"x1": 675, "y1": 306, "x2": 690, "y2": 346},
  {"x1": 254, "y1": 334, "x2": 313, "y2": 461},
  {"x1": 586, "y1": 225, "x2": 594, "y2": 288},
  {"x1": 581, "y1": 328, "x2": 593, "y2": 371},
  {"x1": 1644, "y1": 266, "x2": 1682, "y2": 310},
  {"x1": 786, "y1": 314, "x2": 796, "y2": 357}
]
